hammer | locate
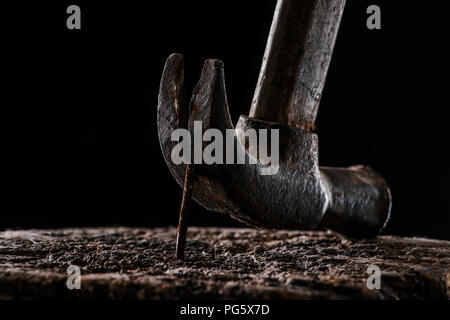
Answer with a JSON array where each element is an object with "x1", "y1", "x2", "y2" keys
[{"x1": 157, "y1": 0, "x2": 391, "y2": 257}]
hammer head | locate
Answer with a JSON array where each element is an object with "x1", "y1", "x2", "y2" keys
[{"x1": 157, "y1": 54, "x2": 391, "y2": 237}]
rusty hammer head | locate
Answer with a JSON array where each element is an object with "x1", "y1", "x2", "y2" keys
[{"x1": 157, "y1": 0, "x2": 391, "y2": 238}]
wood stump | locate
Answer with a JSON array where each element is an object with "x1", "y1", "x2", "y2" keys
[{"x1": 0, "y1": 227, "x2": 448, "y2": 299}]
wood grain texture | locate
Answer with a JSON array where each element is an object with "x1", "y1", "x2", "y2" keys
[{"x1": 0, "y1": 227, "x2": 448, "y2": 300}]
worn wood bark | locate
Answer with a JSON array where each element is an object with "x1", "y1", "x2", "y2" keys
[{"x1": 0, "y1": 227, "x2": 448, "y2": 300}]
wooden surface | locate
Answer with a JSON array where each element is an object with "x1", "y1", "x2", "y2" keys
[{"x1": 0, "y1": 227, "x2": 448, "y2": 300}]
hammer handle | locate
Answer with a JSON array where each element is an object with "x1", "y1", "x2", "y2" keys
[{"x1": 250, "y1": 0, "x2": 346, "y2": 131}]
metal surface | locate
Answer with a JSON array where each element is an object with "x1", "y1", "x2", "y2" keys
[
  {"x1": 176, "y1": 163, "x2": 193, "y2": 259},
  {"x1": 250, "y1": 0, "x2": 346, "y2": 131},
  {"x1": 157, "y1": 0, "x2": 392, "y2": 240}
]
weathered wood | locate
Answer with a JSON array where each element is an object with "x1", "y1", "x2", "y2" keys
[{"x1": 0, "y1": 227, "x2": 448, "y2": 299}]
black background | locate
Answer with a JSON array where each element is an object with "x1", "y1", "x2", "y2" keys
[{"x1": 3, "y1": 1, "x2": 449, "y2": 239}]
